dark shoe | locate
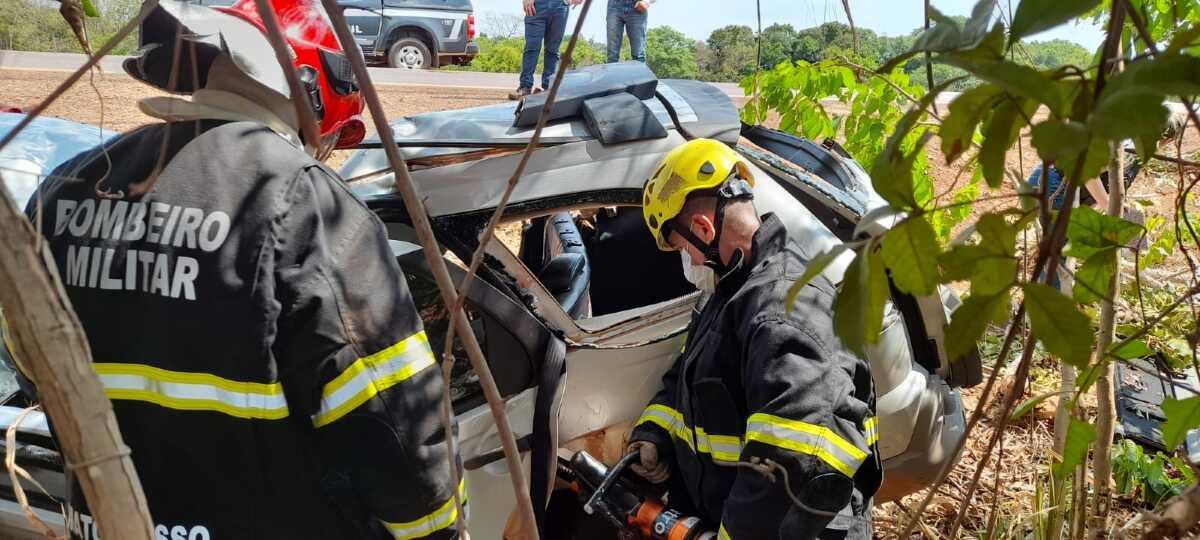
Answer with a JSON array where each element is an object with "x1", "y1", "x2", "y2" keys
[{"x1": 508, "y1": 87, "x2": 532, "y2": 100}]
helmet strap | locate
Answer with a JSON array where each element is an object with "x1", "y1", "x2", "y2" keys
[{"x1": 672, "y1": 196, "x2": 744, "y2": 279}]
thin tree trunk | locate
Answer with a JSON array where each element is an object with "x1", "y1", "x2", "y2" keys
[
  {"x1": 840, "y1": 0, "x2": 857, "y2": 53},
  {"x1": 924, "y1": 0, "x2": 936, "y2": 114},
  {"x1": 1049, "y1": 262, "x2": 1078, "y2": 539},
  {"x1": 0, "y1": 183, "x2": 153, "y2": 538},
  {"x1": 1089, "y1": 138, "x2": 1125, "y2": 539},
  {"x1": 1089, "y1": 39, "x2": 1126, "y2": 537}
]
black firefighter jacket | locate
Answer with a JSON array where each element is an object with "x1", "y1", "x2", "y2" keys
[
  {"x1": 17, "y1": 121, "x2": 462, "y2": 540},
  {"x1": 629, "y1": 213, "x2": 882, "y2": 540}
]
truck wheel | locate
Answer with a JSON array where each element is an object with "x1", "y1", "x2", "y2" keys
[{"x1": 388, "y1": 37, "x2": 434, "y2": 69}]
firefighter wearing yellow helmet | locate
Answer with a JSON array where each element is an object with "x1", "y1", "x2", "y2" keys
[{"x1": 628, "y1": 138, "x2": 882, "y2": 539}]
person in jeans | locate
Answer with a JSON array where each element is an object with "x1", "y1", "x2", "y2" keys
[
  {"x1": 510, "y1": 0, "x2": 580, "y2": 100},
  {"x1": 607, "y1": 0, "x2": 651, "y2": 63}
]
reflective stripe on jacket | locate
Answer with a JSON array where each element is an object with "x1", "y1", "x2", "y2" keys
[
  {"x1": 630, "y1": 213, "x2": 882, "y2": 540},
  {"x1": 27, "y1": 121, "x2": 462, "y2": 540}
]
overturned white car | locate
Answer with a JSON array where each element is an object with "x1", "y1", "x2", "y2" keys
[{"x1": 0, "y1": 62, "x2": 978, "y2": 539}]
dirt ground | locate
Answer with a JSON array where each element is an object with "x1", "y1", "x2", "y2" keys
[{"x1": 4, "y1": 67, "x2": 1200, "y2": 538}]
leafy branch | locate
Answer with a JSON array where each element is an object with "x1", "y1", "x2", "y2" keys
[{"x1": 757, "y1": 0, "x2": 1200, "y2": 535}]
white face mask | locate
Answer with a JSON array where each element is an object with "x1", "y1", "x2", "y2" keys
[{"x1": 680, "y1": 250, "x2": 716, "y2": 293}]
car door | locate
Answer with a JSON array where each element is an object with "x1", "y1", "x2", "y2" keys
[
  {"x1": 337, "y1": 0, "x2": 385, "y2": 56},
  {"x1": 470, "y1": 206, "x2": 695, "y2": 448}
]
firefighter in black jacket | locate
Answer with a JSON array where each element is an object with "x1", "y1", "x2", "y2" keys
[
  {"x1": 5, "y1": 0, "x2": 462, "y2": 538},
  {"x1": 629, "y1": 139, "x2": 882, "y2": 539}
]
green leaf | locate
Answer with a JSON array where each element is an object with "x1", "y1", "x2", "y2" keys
[
  {"x1": 977, "y1": 213, "x2": 1020, "y2": 255},
  {"x1": 940, "y1": 84, "x2": 1005, "y2": 164},
  {"x1": 786, "y1": 244, "x2": 851, "y2": 314},
  {"x1": 942, "y1": 55, "x2": 1066, "y2": 116},
  {"x1": 1133, "y1": 130, "x2": 1161, "y2": 164},
  {"x1": 1166, "y1": 24, "x2": 1200, "y2": 56},
  {"x1": 936, "y1": 180, "x2": 981, "y2": 240},
  {"x1": 1053, "y1": 417, "x2": 1097, "y2": 479},
  {"x1": 1023, "y1": 283, "x2": 1094, "y2": 368},
  {"x1": 1091, "y1": 89, "x2": 1170, "y2": 142},
  {"x1": 1103, "y1": 54, "x2": 1200, "y2": 101},
  {"x1": 942, "y1": 213, "x2": 1021, "y2": 295},
  {"x1": 1010, "y1": 0, "x2": 1103, "y2": 43},
  {"x1": 80, "y1": 0, "x2": 100, "y2": 17},
  {"x1": 878, "y1": 0, "x2": 999, "y2": 73},
  {"x1": 1030, "y1": 120, "x2": 1090, "y2": 163},
  {"x1": 1066, "y1": 206, "x2": 1144, "y2": 255},
  {"x1": 1011, "y1": 390, "x2": 1069, "y2": 421},
  {"x1": 1057, "y1": 136, "x2": 1112, "y2": 190},
  {"x1": 938, "y1": 245, "x2": 989, "y2": 282},
  {"x1": 1162, "y1": 396, "x2": 1200, "y2": 450},
  {"x1": 873, "y1": 131, "x2": 935, "y2": 211},
  {"x1": 979, "y1": 98, "x2": 1032, "y2": 189},
  {"x1": 1112, "y1": 439, "x2": 1144, "y2": 496},
  {"x1": 939, "y1": 245, "x2": 1018, "y2": 295},
  {"x1": 1174, "y1": 454, "x2": 1197, "y2": 485},
  {"x1": 945, "y1": 291, "x2": 1011, "y2": 360},
  {"x1": 871, "y1": 78, "x2": 959, "y2": 211},
  {"x1": 882, "y1": 216, "x2": 941, "y2": 296},
  {"x1": 833, "y1": 242, "x2": 890, "y2": 356},
  {"x1": 1072, "y1": 247, "x2": 1117, "y2": 305},
  {"x1": 1075, "y1": 361, "x2": 1103, "y2": 394},
  {"x1": 1109, "y1": 339, "x2": 1154, "y2": 360}
]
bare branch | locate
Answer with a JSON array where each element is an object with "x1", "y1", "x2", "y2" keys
[
  {"x1": 0, "y1": 163, "x2": 154, "y2": 539},
  {"x1": 443, "y1": 0, "x2": 596, "y2": 340},
  {"x1": 436, "y1": 5, "x2": 597, "y2": 531},
  {"x1": 925, "y1": 0, "x2": 937, "y2": 115},
  {"x1": 251, "y1": 0, "x2": 321, "y2": 153},
  {"x1": 840, "y1": 0, "x2": 857, "y2": 53}
]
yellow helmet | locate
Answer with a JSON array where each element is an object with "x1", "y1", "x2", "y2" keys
[{"x1": 642, "y1": 138, "x2": 754, "y2": 251}]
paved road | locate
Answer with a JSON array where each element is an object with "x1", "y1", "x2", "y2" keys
[{"x1": 0, "y1": 50, "x2": 746, "y2": 96}]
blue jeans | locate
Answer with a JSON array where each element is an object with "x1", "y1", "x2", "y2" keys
[
  {"x1": 1027, "y1": 164, "x2": 1068, "y2": 210},
  {"x1": 520, "y1": 2, "x2": 568, "y2": 90},
  {"x1": 606, "y1": 1, "x2": 647, "y2": 63}
]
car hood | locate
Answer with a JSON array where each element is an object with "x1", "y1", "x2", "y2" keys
[{"x1": 0, "y1": 113, "x2": 116, "y2": 210}]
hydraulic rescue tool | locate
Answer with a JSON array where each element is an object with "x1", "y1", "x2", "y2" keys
[{"x1": 560, "y1": 450, "x2": 716, "y2": 540}]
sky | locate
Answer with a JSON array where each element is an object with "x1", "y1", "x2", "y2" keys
[{"x1": 468, "y1": 0, "x2": 1106, "y2": 49}]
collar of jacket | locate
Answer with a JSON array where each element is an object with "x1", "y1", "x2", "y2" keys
[
  {"x1": 137, "y1": 89, "x2": 302, "y2": 149},
  {"x1": 714, "y1": 212, "x2": 786, "y2": 295}
]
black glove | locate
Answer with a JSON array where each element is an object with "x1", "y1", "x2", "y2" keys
[{"x1": 627, "y1": 441, "x2": 670, "y2": 484}]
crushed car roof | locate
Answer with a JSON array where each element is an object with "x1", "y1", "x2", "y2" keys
[{"x1": 358, "y1": 62, "x2": 740, "y2": 162}]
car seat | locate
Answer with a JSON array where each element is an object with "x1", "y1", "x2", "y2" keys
[{"x1": 523, "y1": 213, "x2": 592, "y2": 319}]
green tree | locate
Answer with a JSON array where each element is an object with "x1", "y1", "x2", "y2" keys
[
  {"x1": 1023, "y1": 39, "x2": 1094, "y2": 70},
  {"x1": 793, "y1": 35, "x2": 823, "y2": 63},
  {"x1": 449, "y1": 34, "x2": 606, "y2": 74},
  {"x1": 700, "y1": 24, "x2": 756, "y2": 82},
  {"x1": 759, "y1": 23, "x2": 799, "y2": 69},
  {"x1": 645, "y1": 26, "x2": 699, "y2": 79}
]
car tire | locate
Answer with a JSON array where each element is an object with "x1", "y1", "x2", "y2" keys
[{"x1": 388, "y1": 36, "x2": 435, "y2": 70}]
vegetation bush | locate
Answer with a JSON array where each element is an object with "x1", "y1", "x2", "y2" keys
[
  {"x1": 0, "y1": 0, "x2": 141, "y2": 55},
  {"x1": 0, "y1": 0, "x2": 1097, "y2": 88}
]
